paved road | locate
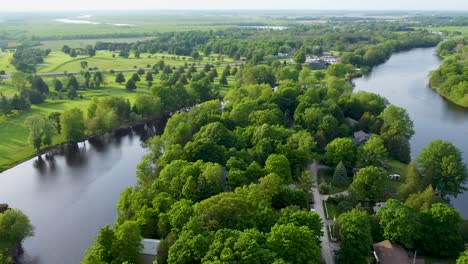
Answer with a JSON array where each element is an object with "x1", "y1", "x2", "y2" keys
[{"x1": 310, "y1": 160, "x2": 336, "y2": 264}]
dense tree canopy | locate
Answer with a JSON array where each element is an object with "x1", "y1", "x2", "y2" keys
[{"x1": 417, "y1": 139, "x2": 468, "y2": 197}]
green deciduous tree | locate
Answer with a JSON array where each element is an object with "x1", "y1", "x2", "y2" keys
[
  {"x1": 115, "y1": 72, "x2": 126, "y2": 84},
  {"x1": 25, "y1": 115, "x2": 56, "y2": 153},
  {"x1": 0, "y1": 209, "x2": 34, "y2": 255},
  {"x1": 380, "y1": 105, "x2": 414, "y2": 163},
  {"x1": 325, "y1": 138, "x2": 357, "y2": 168},
  {"x1": 126, "y1": 80, "x2": 137, "y2": 91},
  {"x1": 418, "y1": 203, "x2": 464, "y2": 258},
  {"x1": 265, "y1": 154, "x2": 292, "y2": 183},
  {"x1": 358, "y1": 135, "x2": 388, "y2": 167},
  {"x1": 350, "y1": 166, "x2": 385, "y2": 201},
  {"x1": 338, "y1": 208, "x2": 372, "y2": 264},
  {"x1": 61, "y1": 108, "x2": 85, "y2": 142},
  {"x1": 417, "y1": 139, "x2": 468, "y2": 197},
  {"x1": 378, "y1": 199, "x2": 420, "y2": 249},
  {"x1": 267, "y1": 223, "x2": 320, "y2": 264},
  {"x1": 405, "y1": 185, "x2": 441, "y2": 212},
  {"x1": 293, "y1": 48, "x2": 306, "y2": 64}
]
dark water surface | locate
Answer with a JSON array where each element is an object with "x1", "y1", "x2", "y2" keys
[
  {"x1": 0, "y1": 124, "x2": 158, "y2": 264},
  {"x1": 353, "y1": 47, "x2": 468, "y2": 217}
]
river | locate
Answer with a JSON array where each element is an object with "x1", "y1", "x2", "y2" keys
[
  {"x1": 0, "y1": 124, "x2": 159, "y2": 264},
  {"x1": 353, "y1": 47, "x2": 468, "y2": 218}
]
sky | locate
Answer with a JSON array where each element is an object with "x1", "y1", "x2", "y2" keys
[{"x1": 1, "y1": 0, "x2": 468, "y2": 11}]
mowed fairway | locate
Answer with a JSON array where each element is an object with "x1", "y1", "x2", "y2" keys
[{"x1": 35, "y1": 51, "x2": 233, "y2": 73}]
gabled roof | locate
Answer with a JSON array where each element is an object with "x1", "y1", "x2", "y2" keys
[{"x1": 373, "y1": 240, "x2": 410, "y2": 264}]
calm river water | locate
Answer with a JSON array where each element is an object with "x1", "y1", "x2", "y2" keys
[
  {"x1": 354, "y1": 47, "x2": 468, "y2": 217},
  {"x1": 0, "y1": 124, "x2": 158, "y2": 264}
]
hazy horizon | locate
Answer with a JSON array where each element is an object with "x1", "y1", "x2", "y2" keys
[{"x1": 2, "y1": 0, "x2": 468, "y2": 12}]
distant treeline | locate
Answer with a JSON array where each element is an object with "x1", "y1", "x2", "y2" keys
[{"x1": 92, "y1": 25, "x2": 440, "y2": 69}]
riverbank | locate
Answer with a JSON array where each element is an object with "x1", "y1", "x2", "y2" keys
[
  {"x1": 428, "y1": 39, "x2": 468, "y2": 108},
  {"x1": 0, "y1": 115, "x2": 164, "y2": 173}
]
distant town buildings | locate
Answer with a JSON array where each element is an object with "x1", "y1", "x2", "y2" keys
[{"x1": 306, "y1": 55, "x2": 340, "y2": 69}]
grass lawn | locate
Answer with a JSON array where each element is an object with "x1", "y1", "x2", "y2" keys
[
  {"x1": 324, "y1": 200, "x2": 339, "y2": 220},
  {"x1": 37, "y1": 51, "x2": 233, "y2": 73},
  {"x1": 382, "y1": 160, "x2": 409, "y2": 199}
]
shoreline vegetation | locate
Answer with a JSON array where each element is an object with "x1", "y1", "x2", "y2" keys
[{"x1": 429, "y1": 38, "x2": 468, "y2": 108}]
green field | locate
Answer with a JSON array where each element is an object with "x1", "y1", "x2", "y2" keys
[
  {"x1": 0, "y1": 50, "x2": 236, "y2": 74},
  {"x1": 425, "y1": 26, "x2": 468, "y2": 34}
]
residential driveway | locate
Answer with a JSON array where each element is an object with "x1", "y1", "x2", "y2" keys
[{"x1": 310, "y1": 160, "x2": 337, "y2": 264}]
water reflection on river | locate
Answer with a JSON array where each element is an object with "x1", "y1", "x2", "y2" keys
[
  {"x1": 0, "y1": 123, "x2": 159, "y2": 264},
  {"x1": 353, "y1": 47, "x2": 468, "y2": 217}
]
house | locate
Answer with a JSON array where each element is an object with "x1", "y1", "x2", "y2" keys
[
  {"x1": 140, "y1": 238, "x2": 160, "y2": 264},
  {"x1": 345, "y1": 117, "x2": 359, "y2": 127},
  {"x1": 373, "y1": 240, "x2": 410, "y2": 264},
  {"x1": 307, "y1": 58, "x2": 329, "y2": 69},
  {"x1": 353, "y1": 130, "x2": 371, "y2": 145}
]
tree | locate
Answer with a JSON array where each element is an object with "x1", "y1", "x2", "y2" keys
[
  {"x1": 115, "y1": 72, "x2": 126, "y2": 84},
  {"x1": 25, "y1": 115, "x2": 56, "y2": 153},
  {"x1": 267, "y1": 223, "x2": 320, "y2": 264},
  {"x1": 80, "y1": 61, "x2": 88, "y2": 69},
  {"x1": 145, "y1": 71, "x2": 154, "y2": 82},
  {"x1": 265, "y1": 154, "x2": 292, "y2": 183},
  {"x1": 67, "y1": 75, "x2": 79, "y2": 90},
  {"x1": 405, "y1": 185, "x2": 441, "y2": 211},
  {"x1": 168, "y1": 200, "x2": 193, "y2": 233},
  {"x1": 338, "y1": 208, "x2": 372, "y2": 264},
  {"x1": 417, "y1": 139, "x2": 468, "y2": 197},
  {"x1": 293, "y1": 48, "x2": 306, "y2": 64},
  {"x1": 332, "y1": 161, "x2": 349, "y2": 187},
  {"x1": 380, "y1": 105, "x2": 414, "y2": 163},
  {"x1": 191, "y1": 51, "x2": 200, "y2": 60},
  {"x1": 325, "y1": 138, "x2": 357, "y2": 167},
  {"x1": 137, "y1": 68, "x2": 145, "y2": 75},
  {"x1": 62, "y1": 45, "x2": 71, "y2": 54},
  {"x1": 131, "y1": 73, "x2": 140, "y2": 82},
  {"x1": 0, "y1": 209, "x2": 34, "y2": 252},
  {"x1": 203, "y1": 229, "x2": 275, "y2": 264},
  {"x1": 378, "y1": 199, "x2": 420, "y2": 249},
  {"x1": 418, "y1": 203, "x2": 464, "y2": 258},
  {"x1": 358, "y1": 135, "x2": 388, "y2": 167},
  {"x1": 0, "y1": 96, "x2": 11, "y2": 115},
  {"x1": 350, "y1": 166, "x2": 385, "y2": 201},
  {"x1": 54, "y1": 79, "x2": 63, "y2": 92},
  {"x1": 126, "y1": 80, "x2": 137, "y2": 92},
  {"x1": 85, "y1": 45, "x2": 96, "y2": 57},
  {"x1": 82, "y1": 222, "x2": 142, "y2": 264},
  {"x1": 219, "y1": 75, "x2": 228, "y2": 86},
  {"x1": 457, "y1": 250, "x2": 468, "y2": 264},
  {"x1": 61, "y1": 108, "x2": 85, "y2": 142},
  {"x1": 70, "y1": 49, "x2": 77, "y2": 57},
  {"x1": 276, "y1": 207, "x2": 323, "y2": 237}
]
